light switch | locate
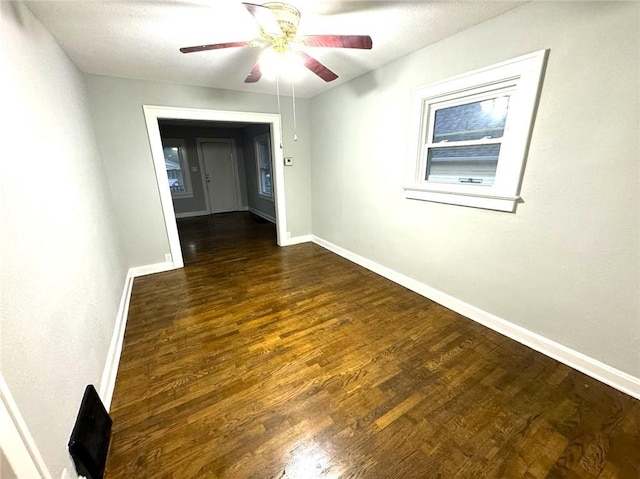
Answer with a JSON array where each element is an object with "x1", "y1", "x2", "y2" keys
[{"x1": 284, "y1": 157, "x2": 293, "y2": 166}]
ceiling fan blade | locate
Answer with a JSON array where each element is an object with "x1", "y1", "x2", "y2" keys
[
  {"x1": 299, "y1": 51, "x2": 338, "y2": 82},
  {"x1": 300, "y1": 35, "x2": 373, "y2": 50},
  {"x1": 180, "y1": 41, "x2": 251, "y2": 54},
  {"x1": 244, "y1": 63, "x2": 262, "y2": 83},
  {"x1": 242, "y1": 2, "x2": 283, "y2": 37}
]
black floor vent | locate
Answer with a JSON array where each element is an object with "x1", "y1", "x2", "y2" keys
[{"x1": 68, "y1": 385, "x2": 112, "y2": 479}]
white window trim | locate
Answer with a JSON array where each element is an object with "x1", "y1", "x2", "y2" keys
[
  {"x1": 162, "y1": 138, "x2": 193, "y2": 199},
  {"x1": 405, "y1": 49, "x2": 548, "y2": 212},
  {"x1": 254, "y1": 132, "x2": 274, "y2": 201}
]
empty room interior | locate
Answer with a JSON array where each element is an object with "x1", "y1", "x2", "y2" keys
[{"x1": 1, "y1": 1, "x2": 639, "y2": 478}]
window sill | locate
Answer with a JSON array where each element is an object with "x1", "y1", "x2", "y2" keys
[
  {"x1": 258, "y1": 194, "x2": 274, "y2": 202},
  {"x1": 404, "y1": 186, "x2": 519, "y2": 212},
  {"x1": 171, "y1": 193, "x2": 194, "y2": 200}
]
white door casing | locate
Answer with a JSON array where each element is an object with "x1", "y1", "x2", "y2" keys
[{"x1": 142, "y1": 106, "x2": 288, "y2": 269}]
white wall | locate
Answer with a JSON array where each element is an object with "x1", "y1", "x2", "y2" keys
[
  {"x1": 309, "y1": 2, "x2": 640, "y2": 378},
  {"x1": 84, "y1": 75, "x2": 312, "y2": 266},
  {"x1": 0, "y1": 2, "x2": 128, "y2": 476}
]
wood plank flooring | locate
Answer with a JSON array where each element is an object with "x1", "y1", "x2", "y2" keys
[{"x1": 105, "y1": 212, "x2": 640, "y2": 478}]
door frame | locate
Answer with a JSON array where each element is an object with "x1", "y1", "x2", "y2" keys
[
  {"x1": 143, "y1": 105, "x2": 288, "y2": 268},
  {"x1": 196, "y1": 138, "x2": 242, "y2": 215}
]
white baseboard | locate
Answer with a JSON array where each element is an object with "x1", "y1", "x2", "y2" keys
[
  {"x1": 311, "y1": 235, "x2": 640, "y2": 400},
  {"x1": 281, "y1": 234, "x2": 313, "y2": 246},
  {"x1": 248, "y1": 207, "x2": 276, "y2": 224},
  {"x1": 99, "y1": 261, "x2": 177, "y2": 411},
  {"x1": 61, "y1": 467, "x2": 84, "y2": 479},
  {"x1": 175, "y1": 210, "x2": 209, "y2": 219},
  {"x1": 0, "y1": 373, "x2": 52, "y2": 479},
  {"x1": 129, "y1": 261, "x2": 175, "y2": 278},
  {"x1": 98, "y1": 271, "x2": 134, "y2": 411}
]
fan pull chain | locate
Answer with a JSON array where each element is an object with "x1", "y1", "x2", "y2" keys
[
  {"x1": 276, "y1": 75, "x2": 283, "y2": 149},
  {"x1": 292, "y1": 81, "x2": 298, "y2": 142}
]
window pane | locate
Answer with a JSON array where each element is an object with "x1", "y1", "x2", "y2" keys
[
  {"x1": 432, "y1": 96, "x2": 510, "y2": 143},
  {"x1": 164, "y1": 146, "x2": 185, "y2": 194},
  {"x1": 255, "y1": 136, "x2": 272, "y2": 198},
  {"x1": 427, "y1": 144, "x2": 500, "y2": 185},
  {"x1": 258, "y1": 142, "x2": 270, "y2": 168},
  {"x1": 260, "y1": 170, "x2": 272, "y2": 196}
]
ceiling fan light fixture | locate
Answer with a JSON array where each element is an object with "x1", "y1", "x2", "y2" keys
[{"x1": 260, "y1": 47, "x2": 304, "y2": 80}]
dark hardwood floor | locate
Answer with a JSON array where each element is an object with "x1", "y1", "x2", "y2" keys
[{"x1": 105, "y1": 212, "x2": 639, "y2": 478}]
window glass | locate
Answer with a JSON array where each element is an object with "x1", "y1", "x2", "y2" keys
[
  {"x1": 255, "y1": 134, "x2": 273, "y2": 199},
  {"x1": 432, "y1": 96, "x2": 510, "y2": 143},
  {"x1": 162, "y1": 139, "x2": 192, "y2": 197},
  {"x1": 164, "y1": 146, "x2": 187, "y2": 194},
  {"x1": 260, "y1": 169, "x2": 272, "y2": 196},
  {"x1": 427, "y1": 145, "x2": 500, "y2": 185}
]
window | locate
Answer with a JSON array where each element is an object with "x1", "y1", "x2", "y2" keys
[
  {"x1": 254, "y1": 133, "x2": 273, "y2": 200},
  {"x1": 405, "y1": 50, "x2": 548, "y2": 212},
  {"x1": 162, "y1": 139, "x2": 193, "y2": 198}
]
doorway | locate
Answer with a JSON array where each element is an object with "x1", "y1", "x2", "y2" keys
[{"x1": 143, "y1": 106, "x2": 288, "y2": 269}]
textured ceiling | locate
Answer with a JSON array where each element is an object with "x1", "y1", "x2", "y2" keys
[{"x1": 26, "y1": 0, "x2": 522, "y2": 98}]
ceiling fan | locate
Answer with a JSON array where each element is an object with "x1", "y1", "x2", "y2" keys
[{"x1": 179, "y1": 2, "x2": 373, "y2": 83}]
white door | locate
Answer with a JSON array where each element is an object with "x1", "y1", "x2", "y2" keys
[{"x1": 202, "y1": 141, "x2": 239, "y2": 214}]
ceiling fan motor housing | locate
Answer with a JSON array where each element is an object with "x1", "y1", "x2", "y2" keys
[{"x1": 263, "y1": 2, "x2": 301, "y2": 40}]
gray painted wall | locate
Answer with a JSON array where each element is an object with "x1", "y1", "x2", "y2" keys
[
  {"x1": 84, "y1": 75, "x2": 312, "y2": 267},
  {"x1": 1, "y1": 2, "x2": 128, "y2": 476},
  {"x1": 242, "y1": 124, "x2": 277, "y2": 220},
  {"x1": 309, "y1": 2, "x2": 640, "y2": 377}
]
